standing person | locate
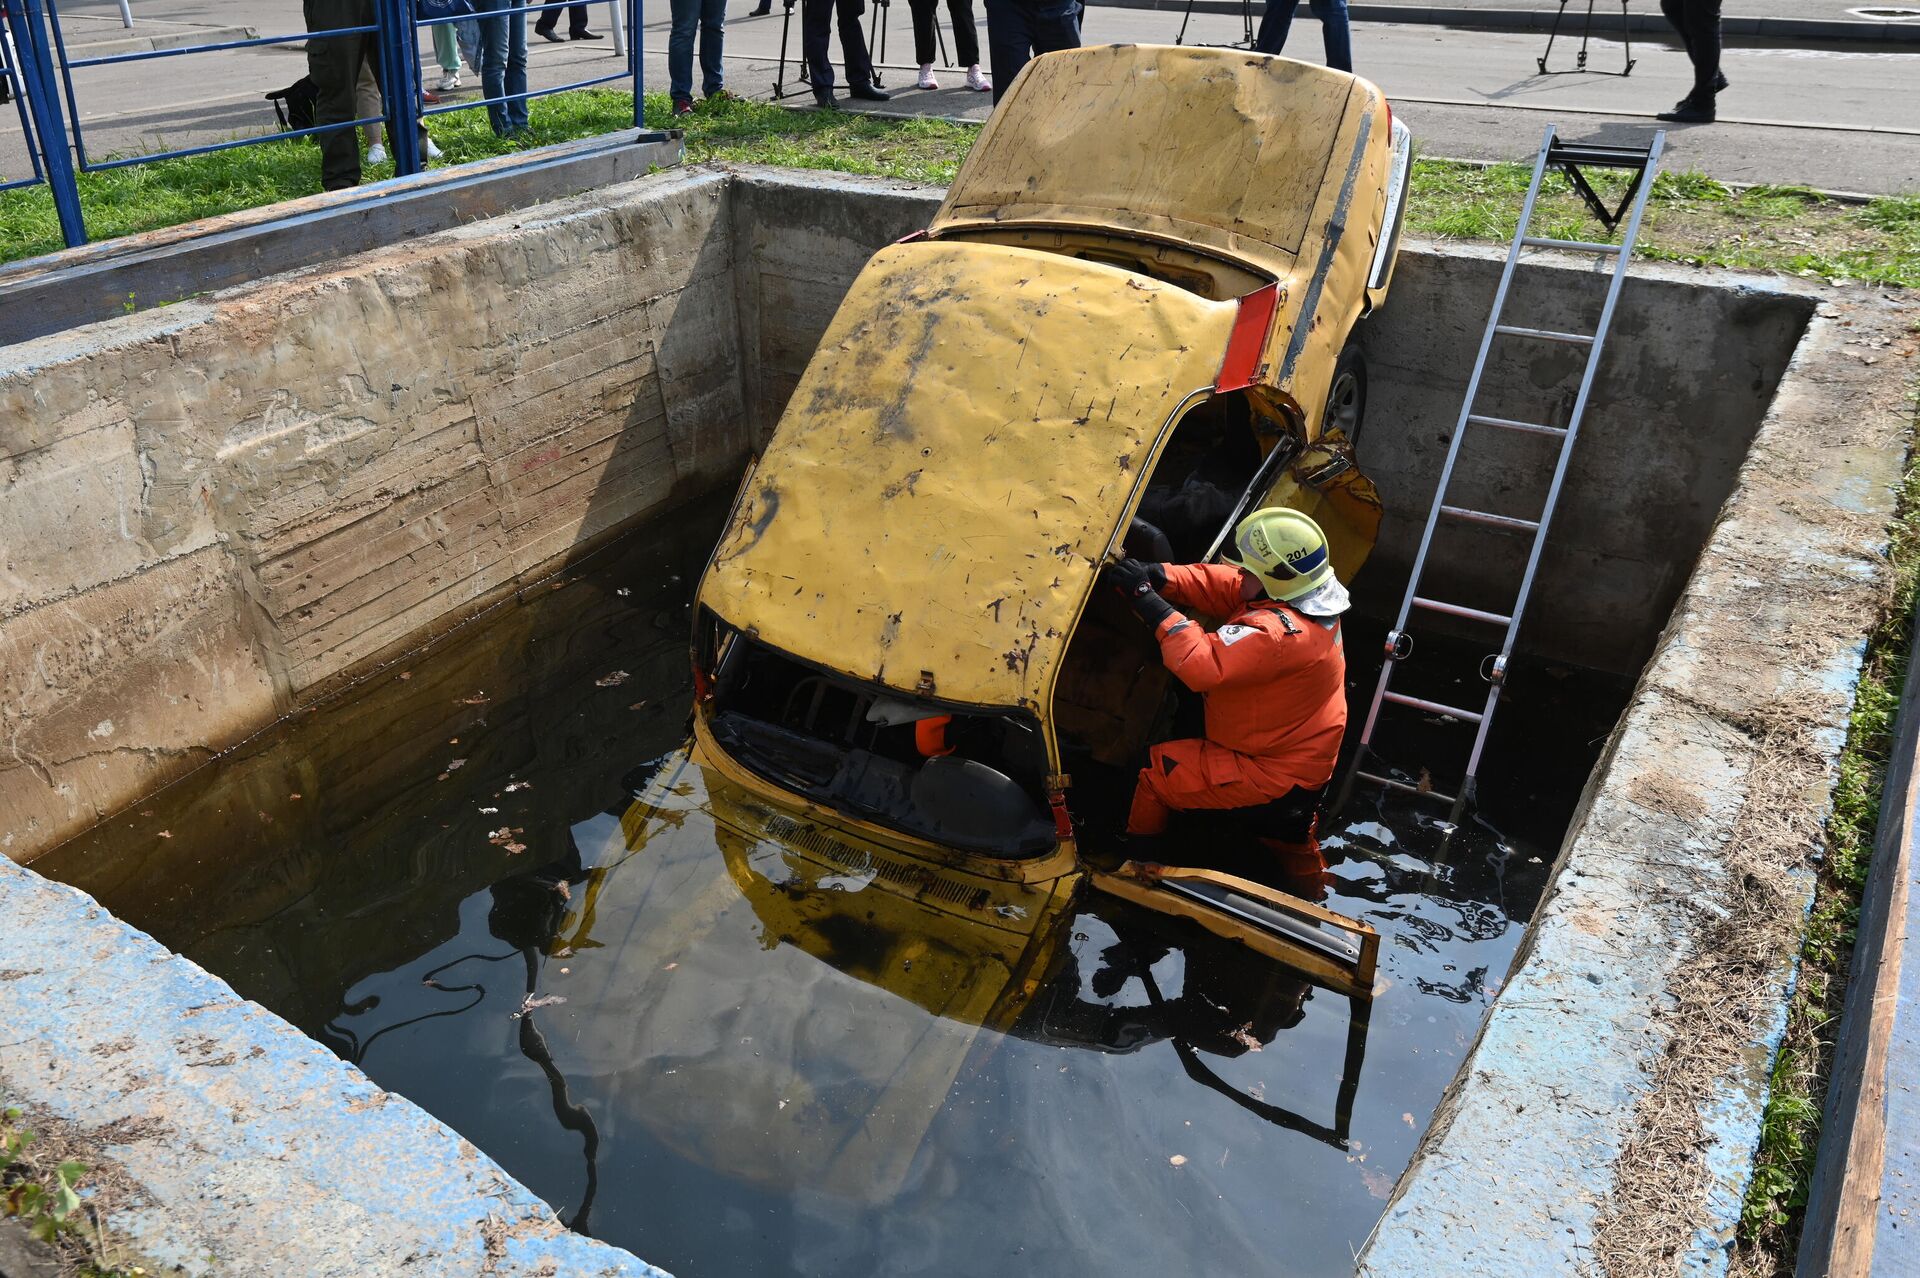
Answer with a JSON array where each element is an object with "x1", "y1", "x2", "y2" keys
[
  {"x1": 908, "y1": 0, "x2": 990, "y2": 92},
  {"x1": 304, "y1": 0, "x2": 436, "y2": 190},
  {"x1": 535, "y1": 4, "x2": 603, "y2": 40},
  {"x1": 356, "y1": 61, "x2": 444, "y2": 167},
  {"x1": 1656, "y1": 0, "x2": 1726, "y2": 123},
  {"x1": 429, "y1": 15, "x2": 466, "y2": 91},
  {"x1": 802, "y1": 0, "x2": 890, "y2": 109},
  {"x1": 979, "y1": 0, "x2": 1078, "y2": 105},
  {"x1": 1252, "y1": 0, "x2": 1352, "y2": 72},
  {"x1": 474, "y1": 0, "x2": 530, "y2": 136},
  {"x1": 669, "y1": 0, "x2": 729, "y2": 115},
  {"x1": 1100, "y1": 507, "x2": 1351, "y2": 884}
]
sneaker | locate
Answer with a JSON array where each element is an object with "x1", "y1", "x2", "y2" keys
[
  {"x1": 1656, "y1": 95, "x2": 1715, "y2": 123},
  {"x1": 420, "y1": 88, "x2": 440, "y2": 104},
  {"x1": 424, "y1": 136, "x2": 444, "y2": 159},
  {"x1": 437, "y1": 71, "x2": 461, "y2": 92},
  {"x1": 965, "y1": 64, "x2": 991, "y2": 92},
  {"x1": 672, "y1": 96, "x2": 696, "y2": 116},
  {"x1": 917, "y1": 63, "x2": 938, "y2": 90},
  {"x1": 365, "y1": 141, "x2": 388, "y2": 165}
]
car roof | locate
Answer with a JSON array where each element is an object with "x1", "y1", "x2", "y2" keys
[
  {"x1": 932, "y1": 45, "x2": 1366, "y2": 277},
  {"x1": 699, "y1": 239, "x2": 1238, "y2": 712}
]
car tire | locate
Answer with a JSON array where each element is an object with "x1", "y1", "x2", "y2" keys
[{"x1": 1325, "y1": 341, "x2": 1368, "y2": 447}]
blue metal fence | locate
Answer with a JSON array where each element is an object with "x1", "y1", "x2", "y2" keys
[{"x1": 0, "y1": 0, "x2": 645, "y2": 251}]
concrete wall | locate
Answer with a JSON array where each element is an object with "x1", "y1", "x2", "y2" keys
[
  {"x1": 1350, "y1": 250, "x2": 1813, "y2": 676},
  {"x1": 1, "y1": 166, "x2": 749, "y2": 862}
]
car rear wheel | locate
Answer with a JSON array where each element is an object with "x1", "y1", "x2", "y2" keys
[{"x1": 1325, "y1": 342, "x2": 1368, "y2": 447}]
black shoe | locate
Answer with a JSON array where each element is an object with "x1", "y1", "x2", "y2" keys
[
  {"x1": 1711, "y1": 70, "x2": 1729, "y2": 93},
  {"x1": 1657, "y1": 95, "x2": 1715, "y2": 123},
  {"x1": 750, "y1": 1, "x2": 771, "y2": 11},
  {"x1": 848, "y1": 81, "x2": 891, "y2": 101},
  {"x1": 537, "y1": 27, "x2": 565, "y2": 42},
  {"x1": 812, "y1": 87, "x2": 839, "y2": 109},
  {"x1": 570, "y1": 30, "x2": 604, "y2": 39}
]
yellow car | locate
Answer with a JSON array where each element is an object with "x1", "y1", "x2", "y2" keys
[{"x1": 688, "y1": 44, "x2": 1410, "y2": 998}]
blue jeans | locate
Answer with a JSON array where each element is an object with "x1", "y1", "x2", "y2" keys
[
  {"x1": 1254, "y1": 0, "x2": 1352, "y2": 72},
  {"x1": 980, "y1": 0, "x2": 1080, "y2": 104},
  {"x1": 669, "y1": 0, "x2": 727, "y2": 101},
  {"x1": 474, "y1": 0, "x2": 529, "y2": 135}
]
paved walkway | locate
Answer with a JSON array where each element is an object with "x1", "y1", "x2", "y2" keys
[{"x1": 5, "y1": 0, "x2": 1918, "y2": 199}]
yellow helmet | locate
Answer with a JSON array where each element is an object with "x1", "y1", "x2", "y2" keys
[{"x1": 1222, "y1": 507, "x2": 1350, "y2": 616}]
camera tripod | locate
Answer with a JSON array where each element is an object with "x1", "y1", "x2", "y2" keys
[{"x1": 1175, "y1": 0, "x2": 1258, "y2": 50}]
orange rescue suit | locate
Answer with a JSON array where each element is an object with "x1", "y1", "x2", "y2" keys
[{"x1": 1128, "y1": 563, "x2": 1347, "y2": 834}]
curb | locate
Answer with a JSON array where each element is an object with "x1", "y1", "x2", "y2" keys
[
  {"x1": 55, "y1": 22, "x2": 259, "y2": 60},
  {"x1": 1090, "y1": 0, "x2": 1920, "y2": 47}
]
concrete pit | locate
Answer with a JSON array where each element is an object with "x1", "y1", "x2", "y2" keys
[{"x1": 1, "y1": 164, "x2": 1913, "y2": 1275}]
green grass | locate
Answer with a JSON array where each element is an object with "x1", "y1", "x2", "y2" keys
[
  {"x1": 1735, "y1": 401, "x2": 1920, "y2": 1270},
  {"x1": 3, "y1": 89, "x2": 1915, "y2": 289}
]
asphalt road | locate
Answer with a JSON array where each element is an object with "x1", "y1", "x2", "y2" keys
[{"x1": 4, "y1": 0, "x2": 1917, "y2": 195}]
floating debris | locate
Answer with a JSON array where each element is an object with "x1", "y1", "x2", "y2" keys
[{"x1": 596, "y1": 670, "x2": 630, "y2": 688}]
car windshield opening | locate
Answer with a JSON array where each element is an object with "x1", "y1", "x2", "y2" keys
[
  {"x1": 705, "y1": 630, "x2": 1058, "y2": 858},
  {"x1": 1128, "y1": 390, "x2": 1292, "y2": 564}
]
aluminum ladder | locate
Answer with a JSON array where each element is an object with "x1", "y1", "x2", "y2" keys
[{"x1": 1338, "y1": 124, "x2": 1665, "y2": 822}]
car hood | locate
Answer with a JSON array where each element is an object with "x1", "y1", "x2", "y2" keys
[{"x1": 699, "y1": 239, "x2": 1238, "y2": 712}]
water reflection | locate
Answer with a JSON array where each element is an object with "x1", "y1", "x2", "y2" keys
[{"x1": 35, "y1": 491, "x2": 1627, "y2": 1277}]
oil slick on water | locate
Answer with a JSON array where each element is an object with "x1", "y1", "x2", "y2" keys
[{"x1": 39, "y1": 489, "x2": 1624, "y2": 1277}]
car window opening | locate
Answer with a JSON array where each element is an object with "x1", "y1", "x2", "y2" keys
[
  {"x1": 1056, "y1": 390, "x2": 1302, "y2": 856},
  {"x1": 705, "y1": 629, "x2": 1058, "y2": 858},
  {"x1": 932, "y1": 226, "x2": 1271, "y2": 301}
]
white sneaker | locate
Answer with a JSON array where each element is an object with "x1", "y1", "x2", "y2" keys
[
  {"x1": 365, "y1": 141, "x2": 388, "y2": 165},
  {"x1": 437, "y1": 71, "x2": 461, "y2": 92},
  {"x1": 917, "y1": 63, "x2": 938, "y2": 90},
  {"x1": 966, "y1": 64, "x2": 991, "y2": 92},
  {"x1": 424, "y1": 136, "x2": 444, "y2": 160}
]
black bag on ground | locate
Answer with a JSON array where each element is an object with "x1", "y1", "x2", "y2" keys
[{"x1": 266, "y1": 76, "x2": 320, "y2": 133}]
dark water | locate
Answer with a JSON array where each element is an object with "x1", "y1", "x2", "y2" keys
[{"x1": 38, "y1": 489, "x2": 1628, "y2": 1278}]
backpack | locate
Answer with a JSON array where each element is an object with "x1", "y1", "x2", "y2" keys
[{"x1": 266, "y1": 76, "x2": 320, "y2": 134}]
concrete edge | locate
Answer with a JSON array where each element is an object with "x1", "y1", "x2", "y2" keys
[
  {"x1": 0, "y1": 857, "x2": 672, "y2": 1277},
  {"x1": 1090, "y1": 0, "x2": 1920, "y2": 46},
  {"x1": 0, "y1": 129, "x2": 686, "y2": 346},
  {"x1": 1356, "y1": 263, "x2": 1917, "y2": 1271},
  {"x1": 56, "y1": 22, "x2": 259, "y2": 59}
]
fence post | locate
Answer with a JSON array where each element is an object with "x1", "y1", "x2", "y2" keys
[
  {"x1": 629, "y1": 0, "x2": 643, "y2": 128},
  {"x1": 8, "y1": 0, "x2": 85, "y2": 246},
  {"x1": 375, "y1": 0, "x2": 423, "y2": 176}
]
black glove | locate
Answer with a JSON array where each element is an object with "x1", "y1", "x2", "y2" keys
[{"x1": 1101, "y1": 558, "x2": 1175, "y2": 628}]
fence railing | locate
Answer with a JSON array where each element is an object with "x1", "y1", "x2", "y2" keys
[{"x1": 0, "y1": 0, "x2": 646, "y2": 252}]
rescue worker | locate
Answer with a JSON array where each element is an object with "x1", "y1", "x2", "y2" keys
[{"x1": 1100, "y1": 507, "x2": 1349, "y2": 883}]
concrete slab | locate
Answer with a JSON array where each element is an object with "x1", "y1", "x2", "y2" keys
[{"x1": 0, "y1": 855, "x2": 670, "y2": 1278}]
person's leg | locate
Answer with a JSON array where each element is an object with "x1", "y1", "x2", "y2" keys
[
  {"x1": 505, "y1": 7, "x2": 529, "y2": 131},
  {"x1": 802, "y1": 0, "x2": 836, "y2": 92},
  {"x1": 1252, "y1": 0, "x2": 1301, "y2": 55},
  {"x1": 980, "y1": 0, "x2": 1028, "y2": 103},
  {"x1": 535, "y1": 2, "x2": 559, "y2": 36},
  {"x1": 568, "y1": 3, "x2": 594, "y2": 36},
  {"x1": 697, "y1": 0, "x2": 727, "y2": 95},
  {"x1": 668, "y1": 0, "x2": 698, "y2": 102},
  {"x1": 1688, "y1": 0, "x2": 1723, "y2": 95},
  {"x1": 1126, "y1": 740, "x2": 1277, "y2": 835},
  {"x1": 909, "y1": 0, "x2": 937, "y2": 66},
  {"x1": 1659, "y1": 0, "x2": 1696, "y2": 66},
  {"x1": 1029, "y1": 0, "x2": 1079, "y2": 56},
  {"x1": 304, "y1": 0, "x2": 365, "y2": 190},
  {"x1": 947, "y1": 0, "x2": 981, "y2": 66},
  {"x1": 355, "y1": 59, "x2": 383, "y2": 147},
  {"x1": 1251, "y1": 783, "x2": 1332, "y2": 896},
  {"x1": 1309, "y1": 0, "x2": 1351, "y2": 72},
  {"x1": 431, "y1": 18, "x2": 461, "y2": 74},
  {"x1": 836, "y1": 0, "x2": 876, "y2": 88},
  {"x1": 475, "y1": 0, "x2": 511, "y2": 134}
]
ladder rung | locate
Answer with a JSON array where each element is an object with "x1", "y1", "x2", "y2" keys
[
  {"x1": 1382, "y1": 691, "x2": 1486, "y2": 724},
  {"x1": 1354, "y1": 770, "x2": 1458, "y2": 805},
  {"x1": 1466, "y1": 413, "x2": 1566, "y2": 438},
  {"x1": 1494, "y1": 324, "x2": 1595, "y2": 346},
  {"x1": 1412, "y1": 596, "x2": 1513, "y2": 627},
  {"x1": 1521, "y1": 236, "x2": 1622, "y2": 255},
  {"x1": 1440, "y1": 505, "x2": 1540, "y2": 534}
]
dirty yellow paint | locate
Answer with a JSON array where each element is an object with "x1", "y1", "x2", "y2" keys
[
  {"x1": 700, "y1": 238, "x2": 1237, "y2": 713},
  {"x1": 933, "y1": 46, "x2": 1397, "y2": 434}
]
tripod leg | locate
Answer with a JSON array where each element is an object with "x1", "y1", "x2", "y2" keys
[
  {"x1": 1177, "y1": 0, "x2": 1195, "y2": 45},
  {"x1": 1620, "y1": 0, "x2": 1634, "y2": 74},
  {"x1": 1537, "y1": 0, "x2": 1569, "y2": 73},
  {"x1": 776, "y1": 0, "x2": 796, "y2": 98},
  {"x1": 1242, "y1": 0, "x2": 1254, "y2": 48},
  {"x1": 872, "y1": 0, "x2": 887, "y2": 88},
  {"x1": 1576, "y1": 0, "x2": 1596, "y2": 71},
  {"x1": 938, "y1": 12, "x2": 950, "y2": 66}
]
